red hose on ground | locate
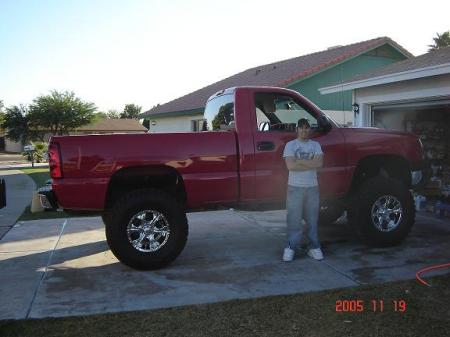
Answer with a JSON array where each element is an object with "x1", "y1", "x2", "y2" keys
[{"x1": 415, "y1": 263, "x2": 450, "y2": 286}]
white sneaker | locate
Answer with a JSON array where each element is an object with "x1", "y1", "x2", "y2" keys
[
  {"x1": 283, "y1": 247, "x2": 295, "y2": 262},
  {"x1": 307, "y1": 248, "x2": 324, "y2": 260}
]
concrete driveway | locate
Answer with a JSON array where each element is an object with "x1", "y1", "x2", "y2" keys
[
  {"x1": 0, "y1": 209, "x2": 449, "y2": 320},
  {"x1": 0, "y1": 168, "x2": 36, "y2": 239}
]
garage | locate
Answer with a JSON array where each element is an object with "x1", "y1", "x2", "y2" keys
[{"x1": 320, "y1": 47, "x2": 450, "y2": 215}]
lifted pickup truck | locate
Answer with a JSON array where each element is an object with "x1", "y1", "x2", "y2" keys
[{"x1": 40, "y1": 86, "x2": 426, "y2": 270}]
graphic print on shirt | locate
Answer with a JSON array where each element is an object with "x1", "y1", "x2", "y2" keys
[{"x1": 295, "y1": 147, "x2": 314, "y2": 160}]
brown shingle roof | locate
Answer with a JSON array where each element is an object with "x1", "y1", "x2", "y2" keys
[
  {"x1": 142, "y1": 37, "x2": 411, "y2": 117},
  {"x1": 328, "y1": 46, "x2": 450, "y2": 85},
  {"x1": 75, "y1": 118, "x2": 147, "y2": 132}
]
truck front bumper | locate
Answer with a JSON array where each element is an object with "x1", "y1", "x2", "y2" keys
[{"x1": 37, "y1": 185, "x2": 59, "y2": 210}]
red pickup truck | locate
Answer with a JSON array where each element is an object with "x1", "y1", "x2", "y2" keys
[{"x1": 39, "y1": 86, "x2": 426, "y2": 270}]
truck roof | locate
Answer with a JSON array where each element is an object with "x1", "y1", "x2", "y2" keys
[{"x1": 207, "y1": 86, "x2": 302, "y2": 102}]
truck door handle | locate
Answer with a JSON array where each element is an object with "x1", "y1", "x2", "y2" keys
[{"x1": 257, "y1": 141, "x2": 275, "y2": 151}]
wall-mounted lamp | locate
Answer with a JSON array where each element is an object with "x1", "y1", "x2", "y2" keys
[
  {"x1": 151, "y1": 120, "x2": 157, "y2": 126},
  {"x1": 352, "y1": 103, "x2": 360, "y2": 114}
]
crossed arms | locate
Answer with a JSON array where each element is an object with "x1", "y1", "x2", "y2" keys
[{"x1": 285, "y1": 154, "x2": 323, "y2": 171}]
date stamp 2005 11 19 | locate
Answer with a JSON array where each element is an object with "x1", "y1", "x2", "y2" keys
[{"x1": 335, "y1": 299, "x2": 407, "y2": 312}]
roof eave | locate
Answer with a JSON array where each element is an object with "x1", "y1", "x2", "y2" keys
[
  {"x1": 319, "y1": 62, "x2": 450, "y2": 94},
  {"x1": 140, "y1": 108, "x2": 204, "y2": 119},
  {"x1": 280, "y1": 40, "x2": 411, "y2": 88}
]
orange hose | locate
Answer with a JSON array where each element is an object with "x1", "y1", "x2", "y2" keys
[{"x1": 415, "y1": 263, "x2": 450, "y2": 286}]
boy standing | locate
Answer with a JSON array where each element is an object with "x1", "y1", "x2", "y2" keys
[{"x1": 282, "y1": 118, "x2": 324, "y2": 262}]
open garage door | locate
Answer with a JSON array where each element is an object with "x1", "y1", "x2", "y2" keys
[
  {"x1": 371, "y1": 98, "x2": 450, "y2": 206},
  {"x1": 371, "y1": 98, "x2": 450, "y2": 131}
]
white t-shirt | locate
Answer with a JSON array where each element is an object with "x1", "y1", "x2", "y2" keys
[{"x1": 283, "y1": 139, "x2": 323, "y2": 187}]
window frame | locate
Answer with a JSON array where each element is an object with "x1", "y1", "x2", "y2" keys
[{"x1": 253, "y1": 92, "x2": 321, "y2": 133}]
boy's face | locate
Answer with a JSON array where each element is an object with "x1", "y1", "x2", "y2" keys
[{"x1": 297, "y1": 125, "x2": 310, "y2": 140}]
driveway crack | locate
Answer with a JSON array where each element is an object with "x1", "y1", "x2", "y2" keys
[
  {"x1": 25, "y1": 219, "x2": 68, "y2": 318},
  {"x1": 320, "y1": 260, "x2": 364, "y2": 285}
]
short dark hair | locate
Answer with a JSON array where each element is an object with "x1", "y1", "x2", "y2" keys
[{"x1": 297, "y1": 118, "x2": 310, "y2": 128}]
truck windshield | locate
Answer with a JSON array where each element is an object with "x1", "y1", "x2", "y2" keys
[{"x1": 203, "y1": 94, "x2": 235, "y2": 131}]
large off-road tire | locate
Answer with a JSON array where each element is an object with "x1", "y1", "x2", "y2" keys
[
  {"x1": 101, "y1": 211, "x2": 112, "y2": 226},
  {"x1": 105, "y1": 188, "x2": 188, "y2": 270},
  {"x1": 347, "y1": 176, "x2": 415, "y2": 247}
]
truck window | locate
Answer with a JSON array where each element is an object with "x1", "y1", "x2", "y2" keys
[
  {"x1": 203, "y1": 94, "x2": 235, "y2": 131},
  {"x1": 255, "y1": 93, "x2": 318, "y2": 132}
]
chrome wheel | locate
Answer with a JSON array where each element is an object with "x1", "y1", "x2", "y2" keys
[
  {"x1": 371, "y1": 195, "x2": 402, "y2": 232},
  {"x1": 127, "y1": 210, "x2": 170, "y2": 252}
]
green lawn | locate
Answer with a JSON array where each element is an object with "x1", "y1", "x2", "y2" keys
[
  {"x1": 19, "y1": 168, "x2": 99, "y2": 221},
  {"x1": 20, "y1": 167, "x2": 51, "y2": 188},
  {"x1": 0, "y1": 274, "x2": 448, "y2": 337}
]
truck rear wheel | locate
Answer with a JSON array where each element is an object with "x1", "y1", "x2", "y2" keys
[
  {"x1": 105, "y1": 188, "x2": 188, "y2": 270},
  {"x1": 348, "y1": 176, "x2": 414, "y2": 247}
]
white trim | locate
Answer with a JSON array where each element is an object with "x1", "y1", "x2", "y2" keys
[{"x1": 319, "y1": 62, "x2": 450, "y2": 94}]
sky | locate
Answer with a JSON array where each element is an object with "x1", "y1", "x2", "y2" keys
[{"x1": 1, "y1": 0, "x2": 449, "y2": 113}]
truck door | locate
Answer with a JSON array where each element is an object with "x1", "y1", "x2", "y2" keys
[{"x1": 251, "y1": 91, "x2": 348, "y2": 202}]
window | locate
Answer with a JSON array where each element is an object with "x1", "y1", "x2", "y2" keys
[
  {"x1": 191, "y1": 119, "x2": 206, "y2": 132},
  {"x1": 255, "y1": 93, "x2": 318, "y2": 132},
  {"x1": 203, "y1": 94, "x2": 235, "y2": 131}
]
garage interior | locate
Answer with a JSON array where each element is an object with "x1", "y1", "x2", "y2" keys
[{"x1": 372, "y1": 98, "x2": 450, "y2": 216}]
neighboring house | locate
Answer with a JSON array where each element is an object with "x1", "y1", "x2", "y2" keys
[
  {"x1": 0, "y1": 130, "x2": 22, "y2": 153},
  {"x1": 2, "y1": 118, "x2": 147, "y2": 153},
  {"x1": 319, "y1": 47, "x2": 450, "y2": 200},
  {"x1": 140, "y1": 37, "x2": 412, "y2": 132},
  {"x1": 71, "y1": 118, "x2": 148, "y2": 135}
]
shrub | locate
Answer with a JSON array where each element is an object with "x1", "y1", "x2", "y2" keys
[{"x1": 22, "y1": 142, "x2": 49, "y2": 163}]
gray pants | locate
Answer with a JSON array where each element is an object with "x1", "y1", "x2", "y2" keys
[{"x1": 286, "y1": 185, "x2": 320, "y2": 249}]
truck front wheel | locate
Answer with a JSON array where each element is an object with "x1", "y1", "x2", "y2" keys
[
  {"x1": 105, "y1": 188, "x2": 188, "y2": 270},
  {"x1": 348, "y1": 176, "x2": 414, "y2": 247}
]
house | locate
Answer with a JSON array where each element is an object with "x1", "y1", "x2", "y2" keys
[
  {"x1": 0, "y1": 130, "x2": 22, "y2": 153},
  {"x1": 71, "y1": 118, "x2": 148, "y2": 135},
  {"x1": 319, "y1": 46, "x2": 450, "y2": 201},
  {"x1": 140, "y1": 37, "x2": 412, "y2": 132},
  {"x1": 1, "y1": 118, "x2": 147, "y2": 153}
]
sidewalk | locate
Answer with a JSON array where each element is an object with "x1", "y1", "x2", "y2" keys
[
  {"x1": 0, "y1": 152, "x2": 48, "y2": 169},
  {"x1": 0, "y1": 168, "x2": 36, "y2": 238}
]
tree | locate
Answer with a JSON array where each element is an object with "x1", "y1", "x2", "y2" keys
[
  {"x1": 120, "y1": 104, "x2": 141, "y2": 119},
  {"x1": 28, "y1": 90, "x2": 96, "y2": 136},
  {"x1": 107, "y1": 109, "x2": 120, "y2": 119},
  {"x1": 428, "y1": 31, "x2": 450, "y2": 51},
  {"x1": 211, "y1": 103, "x2": 234, "y2": 130},
  {"x1": 94, "y1": 111, "x2": 108, "y2": 120},
  {"x1": 0, "y1": 100, "x2": 4, "y2": 126},
  {"x1": 1, "y1": 105, "x2": 44, "y2": 143}
]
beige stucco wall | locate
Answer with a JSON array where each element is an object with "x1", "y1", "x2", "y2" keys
[
  {"x1": 322, "y1": 110, "x2": 354, "y2": 126},
  {"x1": 5, "y1": 138, "x2": 23, "y2": 153},
  {"x1": 148, "y1": 115, "x2": 203, "y2": 133}
]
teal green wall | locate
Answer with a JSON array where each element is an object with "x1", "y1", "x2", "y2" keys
[{"x1": 287, "y1": 44, "x2": 408, "y2": 111}]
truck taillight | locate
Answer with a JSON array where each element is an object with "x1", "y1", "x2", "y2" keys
[{"x1": 48, "y1": 142, "x2": 63, "y2": 179}]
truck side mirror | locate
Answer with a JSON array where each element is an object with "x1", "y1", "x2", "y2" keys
[{"x1": 317, "y1": 115, "x2": 332, "y2": 133}]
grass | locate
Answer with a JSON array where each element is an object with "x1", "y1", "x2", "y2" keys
[
  {"x1": 19, "y1": 168, "x2": 99, "y2": 221},
  {"x1": 0, "y1": 274, "x2": 448, "y2": 337},
  {"x1": 20, "y1": 167, "x2": 51, "y2": 188}
]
